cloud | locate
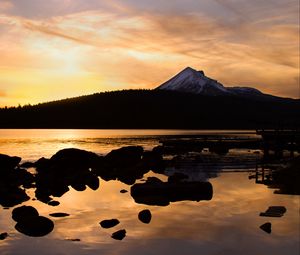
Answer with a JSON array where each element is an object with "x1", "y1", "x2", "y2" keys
[
  {"x1": 0, "y1": 0, "x2": 299, "y2": 106},
  {"x1": 0, "y1": 1, "x2": 13, "y2": 11}
]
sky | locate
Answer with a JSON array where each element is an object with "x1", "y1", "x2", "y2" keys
[{"x1": 0, "y1": 0, "x2": 299, "y2": 106}]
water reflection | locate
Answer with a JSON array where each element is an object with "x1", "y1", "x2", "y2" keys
[{"x1": 0, "y1": 140, "x2": 299, "y2": 255}]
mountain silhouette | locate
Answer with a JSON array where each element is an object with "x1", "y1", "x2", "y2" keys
[
  {"x1": 156, "y1": 67, "x2": 285, "y2": 101},
  {"x1": 0, "y1": 68, "x2": 299, "y2": 129}
]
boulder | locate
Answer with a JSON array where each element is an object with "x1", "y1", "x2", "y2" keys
[
  {"x1": 0, "y1": 232, "x2": 8, "y2": 240},
  {"x1": 15, "y1": 216, "x2": 54, "y2": 237},
  {"x1": 99, "y1": 219, "x2": 120, "y2": 229},
  {"x1": 0, "y1": 154, "x2": 21, "y2": 171},
  {"x1": 260, "y1": 222, "x2": 271, "y2": 234},
  {"x1": 131, "y1": 179, "x2": 213, "y2": 206},
  {"x1": 138, "y1": 209, "x2": 152, "y2": 224},
  {"x1": 111, "y1": 229, "x2": 126, "y2": 240},
  {"x1": 12, "y1": 205, "x2": 39, "y2": 222}
]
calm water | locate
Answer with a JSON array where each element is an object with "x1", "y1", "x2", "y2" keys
[{"x1": 0, "y1": 129, "x2": 299, "y2": 255}]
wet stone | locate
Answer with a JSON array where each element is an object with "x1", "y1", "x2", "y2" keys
[
  {"x1": 48, "y1": 201, "x2": 60, "y2": 206},
  {"x1": 15, "y1": 216, "x2": 54, "y2": 237},
  {"x1": 49, "y1": 213, "x2": 70, "y2": 218},
  {"x1": 0, "y1": 232, "x2": 8, "y2": 240},
  {"x1": 260, "y1": 206, "x2": 287, "y2": 217},
  {"x1": 260, "y1": 222, "x2": 272, "y2": 234},
  {"x1": 100, "y1": 219, "x2": 120, "y2": 229},
  {"x1": 111, "y1": 229, "x2": 126, "y2": 240},
  {"x1": 138, "y1": 209, "x2": 152, "y2": 224},
  {"x1": 12, "y1": 205, "x2": 39, "y2": 222}
]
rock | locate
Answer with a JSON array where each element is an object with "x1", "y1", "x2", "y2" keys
[
  {"x1": 260, "y1": 222, "x2": 272, "y2": 234},
  {"x1": 20, "y1": 162, "x2": 35, "y2": 168},
  {"x1": 99, "y1": 219, "x2": 120, "y2": 229},
  {"x1": 168, "y1": 173, "x2": 189, "y2": 183},
  {"x1": 111, "y1": 229, "x2": 126, "y2": 240},
  {"x1": 138, "y1": 209, "x2": 152, "y2": 224},
  {"x1": 0, "y1": 154, "x2": 21, "y2": 171},
  {"x1": 260, "y1": 206, "x2": 287, "y2": 217},
  {"x1": 12, "y1": 205, "x2": 39, "y2": 222},
  {"x1": 131, "y1": 179, "x2": 213, "y2": 206},
  {"x1": 65, "y1": 238, "x2": 80, "y2": 242},
  {"x1": 15, "y1": 216, "x2": 54, "y2": 237},
  {"x1": 48, "y1": 200, "x2": 60, "y2": 206},
  {"x1": 120, "y1": 189, "x2": 128, "y2": 193},
  {"x1": 105, "y1": 146, "x2": 144, "y2": 166},
  {"x1": 0, "y1": 232, "x2": 8, "y2": 240},
  {"x1": 49, "y1": 213, "x2": 70, "y2": 217}
]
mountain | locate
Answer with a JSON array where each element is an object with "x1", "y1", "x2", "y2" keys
[{"x1": 156, "y1": 67, "x2": 278, "y2": 100}]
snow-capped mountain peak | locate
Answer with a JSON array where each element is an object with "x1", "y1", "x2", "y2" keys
[
  {"x1": 156, "y1": 67, "x2": 267, "y2": 98},
  {"x1": 156, "y1": 67, "x2": 229, "y2": 95}
]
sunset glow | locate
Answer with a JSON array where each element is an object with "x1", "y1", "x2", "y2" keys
[{"x1": 0, "y1": 0, "x2": 299, "y2": 106}]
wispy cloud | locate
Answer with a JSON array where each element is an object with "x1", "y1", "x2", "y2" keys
[{"x1": 0, "y1": 0, "x2": 299, "y2": 106}]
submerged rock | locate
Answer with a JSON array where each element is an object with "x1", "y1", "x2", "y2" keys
[
  {"x1": 111, "y1": 229, "x2": 126, "y2": 240},
  {"x1": 131, "y1": 179, "x2": 213, "y2": 206},
  {"x1": 49, "y1": 213, "x2": 70, "y2": 218},
  {"x1": 260, "y1": 222, "x2": 272, "y2": 234},
  {"x1": 138, "y1": 209, "x2": 152, "y2": 224},
  {"x1": 12, "y1": 205, "x2": 39, "y2": 222},
  {"x1": 0, "y1": 232, "x2": 8, "y2": 240},
  {"x1": 260, "y1": 206, "x2": 286, "y2": 217},
  {"x1": 15, "y1": 215, "x2": 54, "y2": 237},
  {"x1": 47, "y1": 200, "x2": 60, "y2": 206},
  {"x1": 100, "y1": 219, "x2": 120, "y2": 229},
  {"x1": 0, "y1": 154, "x2": 21, "y2": 171}
]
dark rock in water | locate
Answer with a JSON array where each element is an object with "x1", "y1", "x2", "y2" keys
[
  {"x1": 260, "y1": 222, "x2": 272, "y2": 234},
  {"x1": 0, "y1": 154, "x2": 21, "y2": 171},
  {"x1": 0, "y1": 186, "x2": 30, "y2": 208},
  {"x1": 20, "y1": 162, "x2": 35, "y2": 168},
  {"x1": 65, "y1": 238, "x2": 80, "y2": 242},
  {"x1": 93, "y1": 146, "x2": 150, "y2": 185},
  {"x1": 260, "y1": 206, "x2": 287, "y2": 217},
  {"x1": 131, "y1": 179, "x2": 213, "y2": 206},
  {"x1": 100, "y1": 219, "x2": 120, "y2": 229},
  {"x1": 15, "y1": 215, "x2": 54, "y2": 237},
  {"x1": 71, "y1": 183, "x2": 86, "y2": 192},
  {"x1": 34, "y1": 148, "x2": 101, "y2": 204},
  {"x1": 138, "y1": 209, "x2": 152, "y2": 224},
  {"x1": 34, "y1": 157, "x2": 50, "y2": 169},
  {"x1": 49, "y1": 213, "x2": 70, "y2": 217},
  {"x1": 12, "y1": 205, "x2": 39, "y2": 222},
  {"x1": 142, "y1": 150, "x2": 165, "y2": 174},
  {"x1": 111, "y1": 229, "x2": 126, "y2": 240},
  {"x1": 86, "y1": 175, "x2": 100, "y2": 190},
  {"x1": 49, "y1": 148, "x2": 99, "y2": 171},
  {"x1": 120, "y1": 189, "x2": 128, "y2": 193},
  {"x1": 0, "y1": 232, "x2": 8, "y2": 240},
  {"x1": 105, "y1": 146, "x2": 143, "y2": 166},
  {"x1": 168, "y1": 173, "x2": 189, "y2": 183},
  {"x1": 48, "y1": 200, "x2": 60, "y2": 206}
]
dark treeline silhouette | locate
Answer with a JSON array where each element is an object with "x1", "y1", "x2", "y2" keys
[{"x1": 0, "y1": 89, "x2": 299, "y2": 129}]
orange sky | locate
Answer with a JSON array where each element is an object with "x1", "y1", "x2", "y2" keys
[{"x1": 0, "y1": 0, "x2": 299, "y2": 106}]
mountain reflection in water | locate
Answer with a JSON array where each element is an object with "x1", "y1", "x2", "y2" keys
[{"x1": 0, "y1": 130, "x2": 299, "y2": 255}]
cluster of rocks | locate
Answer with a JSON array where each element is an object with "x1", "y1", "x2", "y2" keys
[
  {"x1": 0, "y1": 154, "x2": 34, "y2": 207},
  {"x1": 12, "y1": 206, "x2": 54, "y2": 237},
  {"x1": 99, "y1": 209, "x2": 152, "y2": 241}
]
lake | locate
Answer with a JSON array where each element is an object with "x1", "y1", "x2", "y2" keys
[{"x1": 0, "y1": 129, "x2": 299, "y2": 255}]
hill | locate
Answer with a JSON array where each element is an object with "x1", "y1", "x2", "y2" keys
[{"x1": 0, "y1": 89, "x2": 299, "y2": 129}]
